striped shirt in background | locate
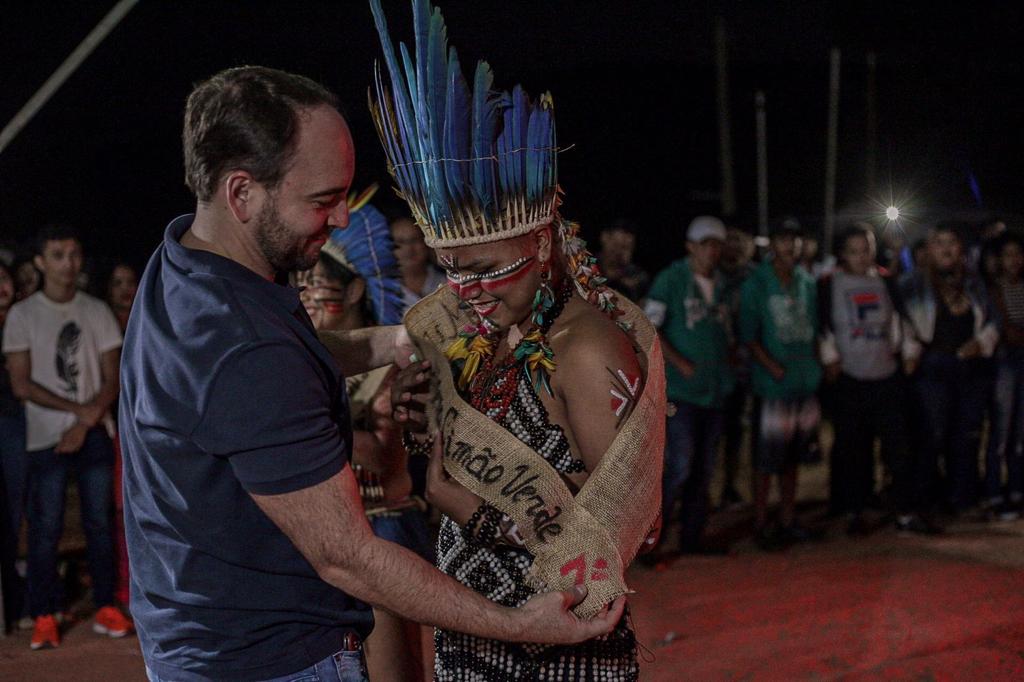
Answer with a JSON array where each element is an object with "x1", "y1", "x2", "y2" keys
[{"x1": 1003, "y1": 281, "x2": 1024, "y2": 329}]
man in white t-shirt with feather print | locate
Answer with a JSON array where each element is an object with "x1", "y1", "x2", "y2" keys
[{"x1": 2, "y1": 224, "x2": 132, "y2": 650}]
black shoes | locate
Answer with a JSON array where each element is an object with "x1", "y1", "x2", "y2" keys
[{"x1": 718, "y1": 486, "x2": 745, "y2": 510}]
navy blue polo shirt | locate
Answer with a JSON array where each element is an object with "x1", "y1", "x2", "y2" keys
[{"x1": 120, "y1": 215, "x2": 372, "y2": 682}]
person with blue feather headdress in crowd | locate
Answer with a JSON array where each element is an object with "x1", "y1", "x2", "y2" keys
[
  {"x1": 295, "y1": 186, "x2": 438, "y2": 681},
  {"x1": 370, "y1": 1, "x2": 665, "y2": 679}
]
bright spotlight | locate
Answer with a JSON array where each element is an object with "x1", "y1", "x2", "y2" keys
[{"x1": 885, "y1": 206, "x2": 900, "y2": 221}]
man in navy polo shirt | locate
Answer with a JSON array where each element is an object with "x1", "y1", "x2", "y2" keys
[{"x1": 120, "y1": 66, "x2": 621, "y2": 682}]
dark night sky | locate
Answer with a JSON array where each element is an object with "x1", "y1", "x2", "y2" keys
[{"x1": 2, "y1": 1, "x2": 1023, "y2": 273}]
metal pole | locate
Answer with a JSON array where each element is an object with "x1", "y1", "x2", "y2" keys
[
  {"x1": 865, "y1": 51, "x2": 878, "y2": 194},
  {"x1": 715, "y1": 17, "x2": 737, "y2": 218},
  {"x1": 0, "y1": 0, "x2": 140, "y2": 156},
  {"x1": 755, "y1": 90, "x2": 768, "y2": 238},
  {"x1": 823, "y1": 48, "x2": 841, "y2": 254}
]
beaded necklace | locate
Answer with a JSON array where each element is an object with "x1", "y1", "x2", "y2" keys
[{"x1": 463, "y1": 280, "x2": 573, "y2": 423}]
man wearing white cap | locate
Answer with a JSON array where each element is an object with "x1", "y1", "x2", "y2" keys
[{"x1": 644, "y1": 216, "x2": 734, "y2": 556}]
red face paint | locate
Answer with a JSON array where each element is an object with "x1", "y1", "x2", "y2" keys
[
  {"x1": 447, "y1": 277, "x2": 483, "y2": 300},
  {"x1": 479, "y1": 257, "x2": 536, "y2": 294},
  {"x1": 322, "y1": 302, "x2": 344, "y2": 314}
]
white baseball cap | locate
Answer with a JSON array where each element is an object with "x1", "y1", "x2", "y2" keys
[{"x1": 686, "y1": 216, "x2": 726, "y2": 243}]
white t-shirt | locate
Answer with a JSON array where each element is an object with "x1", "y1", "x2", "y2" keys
[{"x1": 2, "y1": 291, "x2": 122, "y2": 451}]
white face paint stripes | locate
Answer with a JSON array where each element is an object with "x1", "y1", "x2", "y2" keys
[{"x1": 444, "y1": 256, "x2": 533, "y2": 285}]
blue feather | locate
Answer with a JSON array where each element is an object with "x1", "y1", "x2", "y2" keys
[
  {"x1": 368, "y1": 0, "x2": 559, "y2": 240},
  {"x1": 471, "y1": 61, "x2": 497, "y2": 215},
  {"x1": 369, "y1": 0, "x2": 423, "y2": 202},
  {"x1": 443, "y1": 47, "x2": 470, "y2": 212},
  {"x1": 325, "y1": 201, "x2": 406, "y2": 326},
  {"x1": 426, "y1": 8, "x2": 448, "y2": 158},
  {"x1": 371, "y1": 67, "x2": 415, "y2": 199}
]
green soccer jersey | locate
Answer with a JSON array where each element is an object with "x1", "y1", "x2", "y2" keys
[
  {"x1": 646, "y1": 258, "x2": 735, "y2": 407},
  {"x1": 739, "y1": 261, "x2": 821, "y2": 399}
]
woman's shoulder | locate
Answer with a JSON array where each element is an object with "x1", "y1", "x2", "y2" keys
[{"x1": 551, "y1": 297, "x2": 637, "y2": 371}]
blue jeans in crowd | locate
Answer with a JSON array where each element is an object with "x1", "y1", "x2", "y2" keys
[
  {"x1": 985, "y1": 349, "x2": 1024, "y2": 503},
  {"x1": 914, "y1": 353, "x2": 993, "y2": 510},
  {"x1": 1, "y1": 408, "x2": 28, "y2": 626},
  {"x1": 146, "y1": 649, "x2": 369, "y2": 682},
  {"x1": 26, "y1": 426, "x2": 115, "y2": 617},
  {"x1": 661, "y1": 402, "x2": 725, "y2": 551}
]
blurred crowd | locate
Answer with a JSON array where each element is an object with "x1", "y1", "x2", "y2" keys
[
  {"x1": 1, "y1": 209, "x2": 1022, "y2": 651},
  {"x1": 640, "y1": 213, "x2": 1024, "y2": 555}
]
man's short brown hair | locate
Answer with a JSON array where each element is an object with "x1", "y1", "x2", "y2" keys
[{"x1": 182, "y1": 66, "x2": 338, "y2": 202}]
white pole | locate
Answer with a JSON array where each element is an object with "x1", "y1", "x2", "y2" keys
[
  {"x1": 755, "y1": 90, "x2": 768, "y2": 238},
  {"x1": 715, "y1": 17, "x2": 736, "y2": 218},
  {"x1": 0, "y1": 0, "x2": 140, "y2": 156},
  {"x1": 823, "y1": 48, "x2": 841, "y2": 253},
  {"x1": 865, "y1": 51, "x2": 878, "y2": 194}
]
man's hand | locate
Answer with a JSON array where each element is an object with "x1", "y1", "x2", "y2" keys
[
  {"x1": 510, "y1": 587, "x2": 626, "y2": 644},
  {"x1": 903, "y1": 357, "x2": 919, "y2": 376},
  {"x1": 75, "y1": 401, "x2": 106, "y2": 429},
  {"x1": 767, "y1": 361, "x2": 786, "y2": 382},
  {"x1": 957, "y1": 338, "x2": 982, "y2": 360},
  {"x1": 674, "y1": 357, "x2": 696, "y2": 379},
  {"x1": 55, "y1": 422, "x2": 89, "y2": 454},
  {"x1": 390, "y1": 360, "x2": 432, "y2": 432},
  {"x1": 394, "y1": 325, "x2": 418, "y2": 369}
]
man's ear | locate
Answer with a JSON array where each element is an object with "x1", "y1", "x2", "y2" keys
[
  {"x1": 534, "y1": 225, "x2": 553, "y2": 264},
  {"x1": 223, "y1": 170, "x2": 262, "y2": 223},
  {"x1": 33, "y1": 254, "x2": 45, "y2": 272},
  {"x1": 345, "y1": 278, "x2": 366, "y2": 306}
]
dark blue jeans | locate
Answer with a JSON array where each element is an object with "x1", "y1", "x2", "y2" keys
[
  {"x1": 146, "y1": 649, "x2": 369, "y2": 682},
  {"x1": 27, "y1": 427, "x2": 115, "y2": 617},
  {"x1": 662, "y1": 402, "x2": 724, "y2": 551},
  {"x1": 1, "y1": 409, "x2": 28, "y2": 626},
  {"x1": 830, "y1": 372, "x2": 915, "y2": 514},
  {"x1": 914, "y1": 353, "x2": 992, "y2": 510},
  {"x1": 985, "y1": 349, "x2": 1024, "y2": 502}
]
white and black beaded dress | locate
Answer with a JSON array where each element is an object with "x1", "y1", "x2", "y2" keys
[{"x1": 433, "y1": 366, "x2": 638, "y2": 681}]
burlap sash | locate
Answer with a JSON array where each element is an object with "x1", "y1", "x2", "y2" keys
[{"x1": 404, "y1": 288, "x2": 664, "y2": 617}]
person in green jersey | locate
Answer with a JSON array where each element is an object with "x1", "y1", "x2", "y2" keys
[
  {"x1": 645, "y1": 216, "x2": 735, "y2": 554},
  {"x1": 740, "y1": 220, "x2": 822, "y2": 550}
]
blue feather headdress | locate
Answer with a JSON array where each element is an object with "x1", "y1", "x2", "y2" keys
[
  {"x1": 321, "y1": 185, "x2": 406, "y2": 326},
  {"x1": 368, "y1": 0, "x2": 558, "y2": 248}
]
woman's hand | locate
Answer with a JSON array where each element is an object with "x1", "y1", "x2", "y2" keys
[{"x1": 425, "y1": 433, "x2": 484, "y2": 523}]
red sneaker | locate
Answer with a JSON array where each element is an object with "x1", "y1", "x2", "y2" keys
[
  {"x1": 93, "y1": 606, "x2": 134, "y2": 638},
  {"x1": 30, "y1": 615, "x2": 60, "y2": 650}
]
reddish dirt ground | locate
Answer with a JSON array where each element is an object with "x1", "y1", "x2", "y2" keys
[
  {"x1": 3, "y1": 463, "x2": 1024, "y2": 680},
  {"x1": 628, "y1": 526, "x2": 1024, "y2": 680}
]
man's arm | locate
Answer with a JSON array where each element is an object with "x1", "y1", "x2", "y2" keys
[
  {"x1": 250, "y1": 466, "x2": 623, "y2": 643},
  {"x1": 746, "y1": 341, "x2": 785, "y2": 381},
  {"x1": 644, "y1": 292, "x2": 694, "y2": 378},
  {"x1": 658, "y1": 331, "x2": 696, "y2": 378},
  {"x1": 6, "y1": 351, "x2": 84, "y2": 415},
  {"x1": 318, "y1": 325, "x2": 417, "y2": 376},
  {"x1": 81, "y1": 347, "x2": 120, "y2": 425},
  {"x1": 738, "y1": 279, "x2": 785, "y2": 381},
  {"x1": 6, "y1": 349, "x2": 118, "y2": 428}
]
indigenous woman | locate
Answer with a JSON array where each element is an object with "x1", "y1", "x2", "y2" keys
[
  {"x1": 297, "y1": 192, "x2": 434, "y2": 681},
  {"x1": 369, "y1": 2, "x2": 664, "y2": 679}
]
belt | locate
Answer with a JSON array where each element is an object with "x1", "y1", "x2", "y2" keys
[{"x1": 342, "y1": 631, "x2": 362, "y2": 651}]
